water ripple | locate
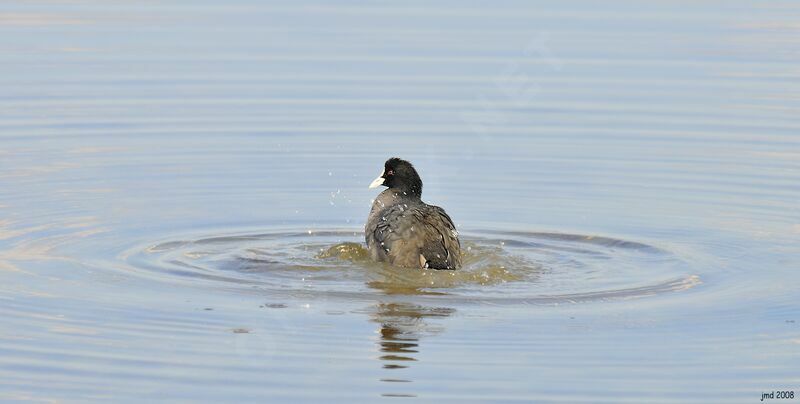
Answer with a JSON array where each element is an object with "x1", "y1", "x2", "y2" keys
[{"x1": 116, "y1": 228, "x2": 700, "y2": 305}]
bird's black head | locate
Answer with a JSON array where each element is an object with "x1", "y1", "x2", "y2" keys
[{"x1": 369, "y1": 157, "x2": 423, "y2": 197}]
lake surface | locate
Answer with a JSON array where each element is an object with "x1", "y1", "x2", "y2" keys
[{"x1": 1, "y1": 1, "x2": 799, "y2": 402}]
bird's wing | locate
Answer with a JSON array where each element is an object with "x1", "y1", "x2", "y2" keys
[
  {"x1": 416, "y1": 205, "x2": 461, "y2": 270},
  {"x1": 366, "y1": 204, "x2": 410, "y2": 263}
]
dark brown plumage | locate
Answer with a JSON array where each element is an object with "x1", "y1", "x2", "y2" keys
[{"x1": 365, "y1": 158, "x2": 461, "y2": 270}]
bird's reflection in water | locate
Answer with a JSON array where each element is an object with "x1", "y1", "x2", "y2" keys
[{"x1": 368, "y1": 302, "x2": 455, "y2": 398}]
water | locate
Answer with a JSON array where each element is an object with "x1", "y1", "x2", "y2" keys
[{"x1": 1, "y1": 1, "x2": 799, "y2": 402}]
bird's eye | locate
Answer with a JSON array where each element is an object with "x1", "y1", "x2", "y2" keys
[{"x1": 386, "y1": 170, "x2": 394, "y2": 176}]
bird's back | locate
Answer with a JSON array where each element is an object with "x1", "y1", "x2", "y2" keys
[{"x1": 365, "y1": 190, "x2": 461, "y2": 270}]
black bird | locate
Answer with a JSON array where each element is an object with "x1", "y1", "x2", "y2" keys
[{"x1": 365, "y1": 158, "x2": 461, "y2": 270}]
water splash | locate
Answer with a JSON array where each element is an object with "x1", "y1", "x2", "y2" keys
[{"x1": 121, "y1": 228, "x2": 698, "y2": 304}]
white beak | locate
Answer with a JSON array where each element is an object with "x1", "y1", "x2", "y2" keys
[{"x1": 368, "y1": 169, "x2": 385, "y2": 188}]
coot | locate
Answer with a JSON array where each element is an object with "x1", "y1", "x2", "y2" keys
[{"x1": 365, "y1": 158, "x2": 461, "y2": 270}]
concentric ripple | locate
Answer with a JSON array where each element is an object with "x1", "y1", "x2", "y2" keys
[{"x1": 121, "y1": 228, "x2": 699, "y2": 303}]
